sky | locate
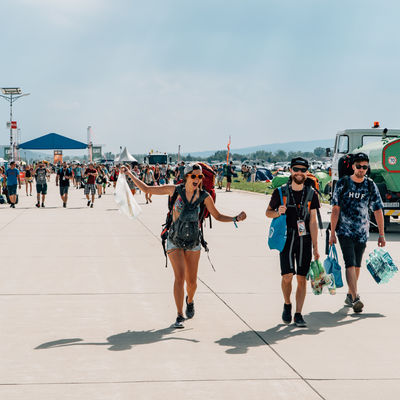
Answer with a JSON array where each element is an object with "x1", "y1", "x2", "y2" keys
[{"x1": 1, "y1": 0, "x2": 400, "y2": 155}]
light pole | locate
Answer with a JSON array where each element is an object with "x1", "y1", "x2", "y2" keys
[{"x1": 0, "y1": 87, "x2": 30, "y2": 161}]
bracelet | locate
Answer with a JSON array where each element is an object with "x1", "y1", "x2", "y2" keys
[
  {"x1": 233, "y1": 216, "x2": 238, "y2": 228},
  {"x1": 379, "y1": 234, "x2": 385, "y2": 238}
]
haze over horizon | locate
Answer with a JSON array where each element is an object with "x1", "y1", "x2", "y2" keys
[{"x1": 1, "y1": 0, "x2": 399, "y2": 155}]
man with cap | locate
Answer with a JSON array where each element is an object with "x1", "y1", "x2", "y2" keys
[
  {"x1": 5, "y1": 161, "x2": 21, "y2": 208},
  {"x1": 330, "y1": 152, "x2": 385, "y2": 313},
  {"x1": 266, "y1": 157, "x2": 320, "y2": 327}
]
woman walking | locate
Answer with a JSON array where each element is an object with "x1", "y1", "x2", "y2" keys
[
  {"x1": 122, "y1": 163, "x2": 246, "y2": 329},
  {"x1": 96, "y1": 166, "x2": 104, "y2": 198},
  {"x1": 25, "y1": 165, "x2": 33, "y2": 196},
  {"x1": 143, "y1": 165, "x2": 155, "y2": 204}
]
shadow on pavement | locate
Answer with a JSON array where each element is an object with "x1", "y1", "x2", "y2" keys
[
  {"x1": 35, "y1": 327, "x2": 199, "y2": 352},
  {"x1": 216, "y1": 307, "x2": 385, "y2": 354}
]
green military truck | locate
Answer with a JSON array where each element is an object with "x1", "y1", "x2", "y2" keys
[{"x1": 331, "y1": 125, "x2": 400, "y2": 231}]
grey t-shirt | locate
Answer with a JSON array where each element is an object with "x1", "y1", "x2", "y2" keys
[{"x1": 36, "y1": 168, "x2": 47, "y2": 185}]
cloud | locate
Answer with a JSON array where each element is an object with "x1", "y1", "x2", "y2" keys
[{"x1": 14, "y1": 0, "x2": 109, "y2": 27}]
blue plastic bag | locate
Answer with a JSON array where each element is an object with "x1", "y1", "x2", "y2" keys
[
  {"x1": 268, "y1": 187, "x2": 287, "y2": 252},
  {"x1": 324, "y1": 244, "x2": 343, "y2": 288}
]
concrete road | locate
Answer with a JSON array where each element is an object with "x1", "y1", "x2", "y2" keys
[{"x1": 0, "y1": 180, "x2": 399, "y2": 400}]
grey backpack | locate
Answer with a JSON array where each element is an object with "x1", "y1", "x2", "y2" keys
[{"x1": 168, "y1": 186, "x2": 208, "y2": 250}]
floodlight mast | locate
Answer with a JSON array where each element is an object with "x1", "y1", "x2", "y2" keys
[{"x1": 0, "y1": 88, "x2": 30, "y2": 161}]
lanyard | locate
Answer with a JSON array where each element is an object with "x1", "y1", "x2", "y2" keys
[{"x1": 288, "y1": 185, "x2": 306, "y2": 220}]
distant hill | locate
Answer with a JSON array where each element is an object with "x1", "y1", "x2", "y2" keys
[{"x1": 186, "y1": 139, "x2": 334, "y2": 158}]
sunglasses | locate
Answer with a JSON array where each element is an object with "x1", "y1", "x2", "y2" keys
[
  {"x1": 355, "y1": 164, "x2": 368, "y2": 170},
  {"x1": 189, "y1": 174, "x2": 203, "y2": 179},
  {"x1": 292, "y1": 167, "x2": 308, "y2": 173}
]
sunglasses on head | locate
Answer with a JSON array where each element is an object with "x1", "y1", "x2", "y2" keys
[
  {"x1": 355, "y1": 164, "x2": 368, "y2": 170},
  {"x1": 189, "y1": 174, "x2": 203, "y2": 179},
  {"x1": 292, "y1": 166, "x2": 308, "y2": 173}
]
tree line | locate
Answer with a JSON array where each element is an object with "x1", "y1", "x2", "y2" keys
[{"x1": 63, "y1": 147, "x2": 327, "y2": 163}]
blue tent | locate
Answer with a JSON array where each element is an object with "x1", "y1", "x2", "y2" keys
[{"x1": 19, "y1": 133, "x2": 87, "y2": 150}]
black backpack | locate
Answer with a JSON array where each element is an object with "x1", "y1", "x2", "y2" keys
[
  {"x1": 338, "y1": 154, "x2": 354, "y2": 178},
  {"x1": 338, "y1": 154, "x2": 371, "y2": 178},
  {"x1": 161, "y1": 185, "x2": 214, "y2": 269}
]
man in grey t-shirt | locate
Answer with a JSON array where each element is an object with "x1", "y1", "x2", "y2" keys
[{"x1": 34, "y1": 162, "x2": 49, "y2": 208}]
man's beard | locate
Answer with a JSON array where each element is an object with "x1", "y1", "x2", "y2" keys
[{"x1": 292, "y1": 175, "x2": 306, "y2": 185}]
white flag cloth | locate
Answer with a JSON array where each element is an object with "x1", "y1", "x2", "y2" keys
[{"x1": 114, "y1": 174, "x2": 142, "y2": 219}]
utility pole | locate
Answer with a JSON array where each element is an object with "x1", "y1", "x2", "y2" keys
[{"x1": 0, "y1": 88, "x2": 30, "y2": 161}]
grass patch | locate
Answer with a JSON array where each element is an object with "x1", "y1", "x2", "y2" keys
[
  {"x1": 221, "y1": 176, "x2": 331, "y2": 203},
  {"x1": 222, "y1": 177, "x2": 274, "y2": 195}
]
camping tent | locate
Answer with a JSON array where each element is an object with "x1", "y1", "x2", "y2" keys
[{"x1": 115, "y1": 147, "x2": 137, "y2": 162}]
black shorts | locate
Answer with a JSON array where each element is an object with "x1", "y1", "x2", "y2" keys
[
  {"x1": 279, "y1": 231, "x2": 312, "y2": 276},
  {"x1": 227, "y1": 176, "x2": 232, "y2": 183},
  {"x1": 338, "y1": 236, "x2": 366, "y2": 268}
]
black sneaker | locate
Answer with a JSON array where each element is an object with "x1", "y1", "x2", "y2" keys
[
  {"x1": 173, "y1": 314, "x2": 185, "y2": 329},
  {"x1": 36, "y1": 203, "x2": 40, "y2": 208},
  {"x1": 185, "y1": 296, "x2": 195, "y2": 319},
  {"x1": 352, "y1": 298, "x2": 364, "y2": 313},
  {"x1": 87, "y1": 200, "x2": 91, "y2": 207},
  {"x1": 344, "y1": 293, "x2": 353, "y2": 307},
  {"x1": 294, "y1": 313, "x2": 307, "y2": 327},
  {"x1": 282, "y1": 303, "x2": 292, "y2": 324},
  {"x1": 90, "y1": 203, "x2": 94, "y2": 208},
  {"x1": 41, "y1": 203, "x2": 45, "y2": 208},
  {"x1": 63, "y1": 203, "x2": 66, "y2": 208}
]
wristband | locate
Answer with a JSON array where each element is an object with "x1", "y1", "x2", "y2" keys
[
  {"x1": 233, "y1": 216, "x2": 238, "y2": 228},
  {"x1": 379, "y1": 234, "x2": 385, "y2": 238}
]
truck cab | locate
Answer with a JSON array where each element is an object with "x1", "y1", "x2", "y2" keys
[
  {"x1": 332, "y1": 129, "x2": 400, "y2": 183},
  {"x1": 332, "y1": 126, "x2": 400, "y2": 231}
]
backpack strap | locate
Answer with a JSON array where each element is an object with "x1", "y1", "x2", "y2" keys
[
  {"x1": 302, "y1": 186, "x2": 315, "y2": 220},
  {"x1": 161, "y1": 185, "x2": 181, "y2": 268},
  {"x1": 280, "y1": 184, "x2": 289, "y2": 206}
]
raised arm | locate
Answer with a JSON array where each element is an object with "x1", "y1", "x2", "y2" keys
[
  {"x1": 204, "y1": 195, "x2": 246, "y2": 223},
  {"x1": 122, "y1": 167, "x2": 175, "y2": 196}
]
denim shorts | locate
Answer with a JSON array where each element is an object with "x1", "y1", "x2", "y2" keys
[
  {"x1": 166, "y1": 239, "x2": 201, "y2": 252},
  {"x1": 7, "y1": 185, "x2": 18, "y2": 196},
  {"x1": 59, "y1": 186, "x2": 69, "y2": 196},
  {"x1": 36, "y1": 183, "x2": 47, "y2": 195}
]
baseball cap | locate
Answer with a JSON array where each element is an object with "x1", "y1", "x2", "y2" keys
[
  {"x1": 353, "y1": 152, "x2": 369, "y2": 163},
  {"x1": 290, "y1": 157, "x2": 309, "y2": 169}
]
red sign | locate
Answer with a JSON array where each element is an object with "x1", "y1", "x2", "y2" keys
[{"x1": 11, "y1": 121, "x2": 17, "y2": 129}]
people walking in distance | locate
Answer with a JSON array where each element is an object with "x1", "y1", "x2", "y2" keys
[
  {"x1": 266, "y1": 157, "x2": 320, "y2": 327},
  {"x1": 330, "y1": 152, "x2": 385, "y2": 313},
  {"x1": 226, "y1": 161, "x2": 234, "y2": 192},
  {"x1": 84, "y1": 163, "x2": 98, "y2": 208},
  {"x1": 143, "y1": 165, "x2": 155, "y2": 204},
  {"x1": 217, "y1": 165, "x2": 224, "y2": 189},
  {"x1": 126, "y1": 165, "x2": 139, "y2": 196},
  {"x1": 250, "y1": 165, "x2": 257, "y2": 183},
  {"x1": 96, "y1": 166, "x2": 105, "y2": 198},
  {"x1": 24, "y1": 165, "x2": 33, "y2": 196},
  {"x1": 109, "y1": 167, "x2": 119, "y2": 188},
  {"x1": 5, "y1": 161, "x2": 21, "y2": 208},
  {"x1": 34, "y1": 161, "x2": 49, "y2": 208},
  {"x1": 74, "y1": 164, "x2": 83, "y2": 189},
  {"x1": 56, "y1": 162, "x2": 73, "y2": 208},
  {"x1": 175, "y1": 161, "x2": 185, "y2": 183},
  {"x1": 154, "y1": 164, "x2": 161, "y2": 185},
  {"x1": 121, "y1": 163, "x2": 246, "y2": 329}
]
